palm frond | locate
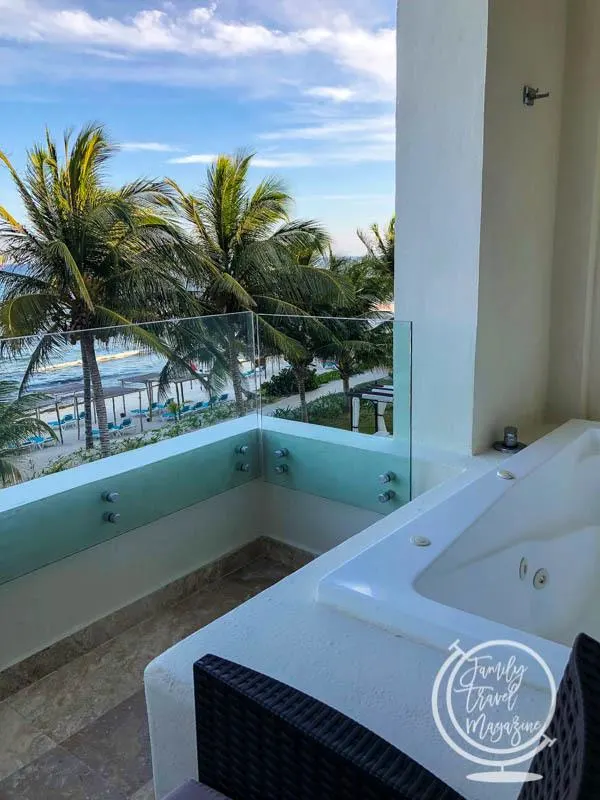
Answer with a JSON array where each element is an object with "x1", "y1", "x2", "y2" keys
[{"x1": 45, "y1": 240, "x2": 94, "y2": 309}]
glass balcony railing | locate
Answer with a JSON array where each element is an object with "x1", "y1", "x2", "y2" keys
[
  {"x1": 0, "y1": 311, "x2": 411, "y2": 587},
  {"x1": 256, "y1": 314, "x2": 401, "y2": 438},
  {"x1": 0, "y1": 312, "x2": 412, "y2": 491}
]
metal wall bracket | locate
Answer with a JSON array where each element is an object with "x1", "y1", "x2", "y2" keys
[{"x1": 523, "y1": 85, "x2": 550, "y2": 107}]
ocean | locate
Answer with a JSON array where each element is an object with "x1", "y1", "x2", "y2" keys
[
  {"x1": 0, "y1": 266, "x2": 168, "y2": 390},
  {"x1": 0, "y1": 342, "x2": 166, "y2": 392}
]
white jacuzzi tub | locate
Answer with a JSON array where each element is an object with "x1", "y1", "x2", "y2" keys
[{"x1": 318, "y1": 420, "x2": 600, "y2": 682}]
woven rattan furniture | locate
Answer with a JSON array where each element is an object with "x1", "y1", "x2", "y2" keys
[
  {"x1": 166, "y1": 632, "x2": 598, "y2": 800},
  {"x1": 193, "y1": 655, "x2": 464, "y2": 800},
  {"x1": 517, "y1": 633, "x2": 600, "y2": 799}
]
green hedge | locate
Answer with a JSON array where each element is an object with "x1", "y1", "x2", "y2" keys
[
  {"x1": 261, "y1": 367, "x2": 340, "y2": 400},
  {"x1": 272, "y1": 391, "x2": 393, "y2": 435}
]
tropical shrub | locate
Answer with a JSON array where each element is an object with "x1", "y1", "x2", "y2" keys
[
  {"x1": 270, "y1": 392, "x2": 346, "y2": 423},
  {"x1": 261, "y1": 367, "x2": 319, "y2": 399},
  {"x1": 315, "y1": 369, "x2": 341, "y2": 387},
  {"x1": 271, "y1": 406, "x2": 301, "y2": 421},
  {"x1": 0, "y1": 381, "x2": 57, "y2": 485}
]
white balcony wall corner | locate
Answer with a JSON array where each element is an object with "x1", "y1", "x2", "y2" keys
[
  {"x1": 396, "y1": 0, "x2": 571, "y2": 455},
  {"x1": 395, "y1": 0, "x2": 489, "y2": 455},
  {"x1": 260, "y1": 483, "x2": 382, "y2": 555},
  {"x1": 548, "y1": 0, "x2": 600, "y2": 422},
  {"x1": 473, "y1": 0, "x2": 568, "y2": 453}
]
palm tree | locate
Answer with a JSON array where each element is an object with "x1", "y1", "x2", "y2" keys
[
  {"x1": 318, "y1": 255, "x2": 393, "y2": 401},
  {"x1": 269, "y1": 317, "x2": 327, "y2": 423},
  {"x1": 0, "y1": 124, "x2": 201, "y2": 456},
  {"x1": 0, "y1": 381, "x2": 57, "y2": 486},
  {"x1": 357, "y1": 216, "x2": 395, "y2": 300},
  {"x1": 168, "y1": 152, "x2": 344, "y2": 414}
]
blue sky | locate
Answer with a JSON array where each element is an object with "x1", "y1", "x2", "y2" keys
[{"x1": 0, "y1": 0, "x2": 396, "y2": 254}]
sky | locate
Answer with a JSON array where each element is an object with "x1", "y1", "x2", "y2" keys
[{"x1": 0, "y1": 0, "x2": 396, "y2": 255}]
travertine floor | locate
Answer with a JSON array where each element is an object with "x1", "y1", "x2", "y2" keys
[{"x1": 0, "y1": 557, "x2": 294, "y2": 799}]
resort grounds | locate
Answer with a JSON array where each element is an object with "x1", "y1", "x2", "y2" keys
[{"x1": 10, "y1": 365, "x2": 390, "y2": 484}]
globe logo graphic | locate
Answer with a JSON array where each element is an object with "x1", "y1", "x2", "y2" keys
[{"x1": 431, "y1": 639, "x2": 558, "y2": 783}]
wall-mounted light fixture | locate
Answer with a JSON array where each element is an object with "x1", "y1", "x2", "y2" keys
[{"x1": 523, "y1": 85, "x2": 550, "y2": 107}]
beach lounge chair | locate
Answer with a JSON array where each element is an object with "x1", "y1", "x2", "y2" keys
[
  {"x1": 28, "y1": 435, "x2": 55, "y2": 449},
  {"x1": 108, "y1": 418, "x2": 133, "y2": 435},
  {"x1": 132, "y1": 402, "x2": 159, "y2": 416}
]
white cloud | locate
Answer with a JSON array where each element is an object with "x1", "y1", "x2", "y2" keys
[
  {"x1": 325, "y1": 21, "x2": 395, "y2": 95},
  {"x1": 169, "y1": 152, "x2": 315, "y2": 168},
  {"x1": 257, "y1": 114, "x2": 395, "y2": 164},
  {"x1": 120, "y1": 142, "x2": 182, "y2": 152},
  {"x1": 83, "y1": 48, "x2": 131, "y2": 61},
  {"x1": 304, "y1": 86, "x2": 355, "y2": 102},
  {"x1": 260, "y1": 114, "x2": 395, "y2": 141},
  {"x1": 169, "y1": 144, "x2": 394, "y2": 169},
  {"x1": 252, "y1": 154, "x2": 315, "y2": 168},
  {"x1": 168, "y1": 154, "x2": 218, "y2": 164},
  {"x1": 1, "y1": 4, "x2": 311, "y2": 57},
  {"x1": 0, "y1": 3, "x2": 395, "y2": 98}
]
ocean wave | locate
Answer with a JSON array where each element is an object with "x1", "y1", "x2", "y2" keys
[{"x1": 38, "y1": 350, "x2": 143, "y2": 373}]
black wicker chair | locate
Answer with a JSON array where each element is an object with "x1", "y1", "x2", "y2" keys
[
  {"x1": 165, "y1": 633, "x2": 599, "y2": 799},
  {"x1": 517, "y1": 633, "x2": 600, "y2": 799}
]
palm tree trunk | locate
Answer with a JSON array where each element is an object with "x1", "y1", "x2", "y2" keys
[
  {"x1": 226, "y1": 334, "x2": 245, "y2": 416},
  {"x1": 294, "y1": 370, "x2": 309, "y2": 423},
  {"x1": 342, "y1": 374, "x2": 351, "y2": 410},
  {"x1": 81, "y1": 333, "x2": 110, "y2": 457},
  {"x1": 80, "y1": 340, "x2": 94, "y2": 450}
]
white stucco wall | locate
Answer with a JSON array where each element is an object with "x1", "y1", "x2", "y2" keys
[
  {"x1": 260, "y1": 483, "x2": 382, "y2": 554},
  {"x1": 547, "y1": 0, "x2": 600, "y2": 422},
  {"x1": 396, "y1": 0, "x2": 571, "y2": 454},
  {"x1": 473, "y1": 0, "x2": 568, "y2": 452},
  {"x1": 0, "y1": 481, "x2": 263, "y2": 671},
  {"x1": 395, "y1": 0, "x2": 489, "y2": 454}
]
